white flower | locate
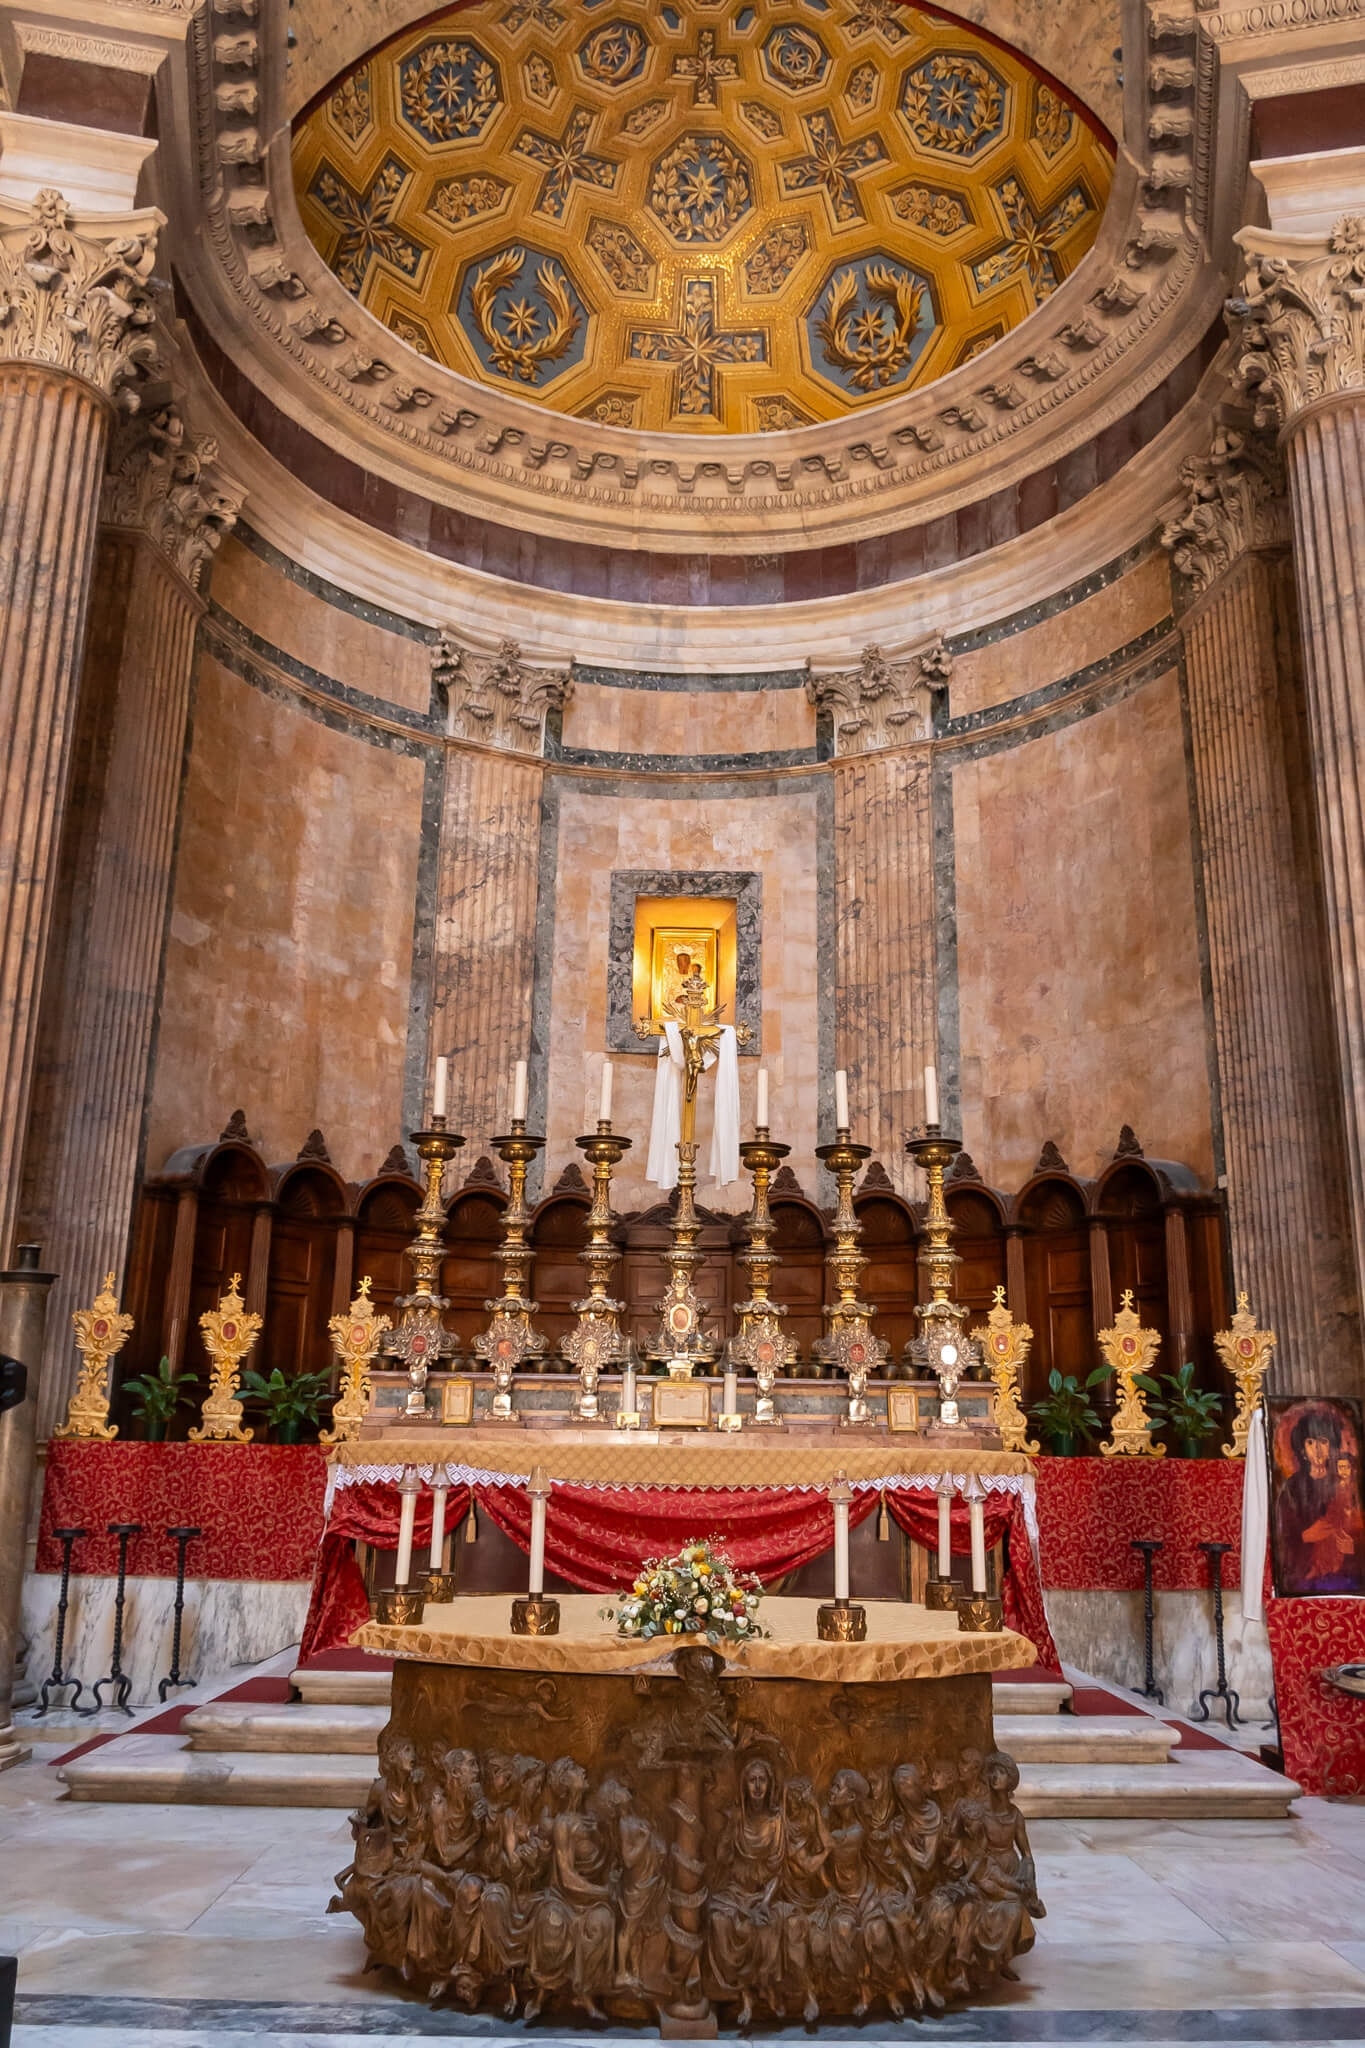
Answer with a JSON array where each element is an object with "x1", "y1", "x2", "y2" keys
[
  {"x1": 695, "y1": 1597, "x2": 709, "y2": 1613},
  {"x1": 735, "y1": 1615, "x2": 748, "y2": 1630}
]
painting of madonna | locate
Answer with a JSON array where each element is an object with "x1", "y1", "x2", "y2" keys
[{"x1": 1269, "y1": 1396, "x2": 1365, "y2": 1598}]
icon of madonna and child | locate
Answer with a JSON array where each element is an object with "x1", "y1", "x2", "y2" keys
[{"x1": 1269, "y1": 1396, "x2": 1365, "y2": 1598}]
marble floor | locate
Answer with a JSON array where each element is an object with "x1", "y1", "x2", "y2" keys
[{"x1": 3, "y1": 1691, "x2": 1365, "y2": 2048}]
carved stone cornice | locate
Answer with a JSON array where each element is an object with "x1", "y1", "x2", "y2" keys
[
  {"x1": 1228, "y1": 217, "x2": 1365, "y2": 432},
  {"x1": 806, "y1": 637, "x2": 950, "y2": 756},
  {"x1": 431, "y1": 633, "x2": 573, "y2": 755},
  {"x1": 0, "y1": 188, "x2": 160, "y2": 399},
  {"x1": 102, "y1": 401, "x2": 246, "y2": 589},
  {"x1": 1160, "y1": 420, "x2": 1287, "y2": 592}
]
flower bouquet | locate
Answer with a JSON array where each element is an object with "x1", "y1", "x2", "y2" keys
[{"x1": 601, "y1": 1536, "x2": 767, "y2": 1646}]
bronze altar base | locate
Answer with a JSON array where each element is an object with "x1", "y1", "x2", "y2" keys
[
  {"x1": 816, "y1": 1598, "x2": 867, "y2": 1641},
  {"x1": 334, "y1": 1652, "x2": 1043, "y2": 2032},
  {"x1": 925, "y1": 1574, "x2": 962, "y2": 1611},
  {"x1": 957, "y1": 1593, "x2": 1004, "y2": 1633},
  {"x1": 510, "y1": 1594, "x2": 561, "y2": 1636},
  {"x1": 373, "y1": 1587, "x2": 425, "y2": 1626}
]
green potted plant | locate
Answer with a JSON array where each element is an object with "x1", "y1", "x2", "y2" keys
[
  {"x1": 1028, "y1": 1365, "x2": 1113, "y2": 1456},
  {"x1": 122, "y1": 1356, "x2": 199, "y2": 1442},
  {"x1": 1135, "y1": 1360, "x2": 1224, "y2": 1459},
  {"x1": 235, "y1": 1366, "x2": 334, "y2": 1444}
]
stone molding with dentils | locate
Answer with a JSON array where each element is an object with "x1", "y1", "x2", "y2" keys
[
  {"x1": 102, "y1": 401, "x2": 247, "y2": 590},
  {"x1": 1229, "y1": 217, "x2": 1365, "y2": 431},
  {"x1": 431, "y1": 632, "x2": 573, "y2": 755},
  {"x1": 159, "y1": 0, "x2": 1219, "y2": 545},
  {"x1": 805, "y1": 635, "x2": 951, "y2": 755},
  {"x1": 1160, "y1": 419, "x2": 1287, "y2": 593},
  {"x1": 0, "y1": 187, "x2": 161, "y2": 398}
]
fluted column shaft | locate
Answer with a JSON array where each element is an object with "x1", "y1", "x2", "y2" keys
[
  {"x1": 0, "y1": 364, "x2": 110, "y2": 1265},
  {"x1": 833, "y1": 748, "x2": 936, "y2": 1190},
  {"x1": 21, "y1": 533, "x2": 205, "y2": 1435}
]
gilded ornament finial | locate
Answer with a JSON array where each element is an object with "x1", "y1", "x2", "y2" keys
[
  {"x1": 56, "y1": 1272, "x2": 135, "y2": 1441},
  {"x1": 1099, "y1": 1294, "x2": 1163, "y2": 1458},
  {"x1": 972, "y1": 1291, "x2": 1038, "y2": 1454},
  {"x1": 189, "y1": 1275, "x2": 262, "y2": 1443},
  {"x1": 1214, "y1": 1292, "x2": 1276, "y2": 1460},
  {"x1": 323, "y1": 1277, "x2": 392, "y2": 1443}
]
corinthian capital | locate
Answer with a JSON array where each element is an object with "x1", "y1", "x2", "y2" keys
[
  {"x1": 102, "y1": 403, "x2": 246, "y2": 590},
  {"x1": 0, "y1": 187, "x2": 161, "y2": 399},
  {"x1": 432, "y1": 633, "x2": 573, "y2": 755},
  {"x1": 805, "y1": 635, "x2": 950, "y2": 756},
  {"x1": 1160, "y1": 422, "x2": 1288, "y2": 595},
  {"x1": 1228, "y1": 215, "x2": 1365, "y2": 432}
]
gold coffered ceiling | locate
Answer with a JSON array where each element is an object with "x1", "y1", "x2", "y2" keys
[{"x1": 292, "y1": 0, "x2": 1114, "y2": 434}]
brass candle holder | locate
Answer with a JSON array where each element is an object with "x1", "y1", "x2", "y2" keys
[
  {"x1": 957, "y1": 1592, "x2": 1004, "y2": 1633},
  {"x1": 384, "y1": 1120, "x2": 465, "y2": 1419},
  {"x1": 816, "y1": 1597, "x2": 868, "y2": 1641},
  {"x1": 562, "y1": 1122, "x2": 631, "y2": 1422},
  {"x1": 814, "y1": 1130, "x2": 886, "y2": 1426},
  {"x1": 56, "y1": 1272, "x2": 134, "y2": 1441},
  {"x1": 730, "y1": 1130, "x2": 800, "y2": 1426},
  {"x1": 1215, "y1": 1292, "x2": 1276, "y2": 1460},
  {"x1": 905, "y1": 1128, "x2": 976, "y2": 1430},
  {"x1": 375, "y1": 1472, "x2": 427, "y2": 1625},
  {"x1": 926, "y1": 1477, "x2": 962, "y2": 1608},
  {"x1": 322, "y1": 1277, "x2": 391, "y2": 1444},
  {"x1": 473, "y1": 1121, "x2": 547, "y2": 1421},
  {"x1": 511, "y1": 1465, "x2": 560, "y2": 1633}
]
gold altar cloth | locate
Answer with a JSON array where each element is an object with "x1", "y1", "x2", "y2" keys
[
  {"x1": 332, "y1": 1429, "x2": 1032, "y2": 1487},
  {"x1": 355, "y1": 1592, "x2": 1037, "y2": 1685}
]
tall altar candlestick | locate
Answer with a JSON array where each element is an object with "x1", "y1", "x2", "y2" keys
[
  {"x1": 395, "y1": 1472, "x2": 419, "y2": 1587},
  {"x1": 924, "y1": 1063, "x2": 939, "y2": 1128},
  {"x1": 429, "y1": 1486, "x2": 447, "y2": 1571},
  {"x1": 964, "y1": 1474, "x2": 987, "y2": 1593},
  {"x1": 432, "y1": 1056, "x2": 449, "y2": 1122},
  {"x1": 756, "y1": 1068, "x2": 769, "y2": 1129},
  {"x1": 527, "y1": 1465, "x2": 549, "y2": 1594},
  {"x1": 832, "y1": 1473, "x2": 851, "y2": 1600},
  {"x1": 937, "y1": 1484, "x2": 952, "y2": 1578},
  {"x1": 834, "y1": 1069, "x2": 849, "y2": 1131},
  {"x1": 599, "y1": 1059, "x2": 614, "y2": 1124},
  {"x1": 512, "y1": 1060, "x2": 528, "y2": 1123}
]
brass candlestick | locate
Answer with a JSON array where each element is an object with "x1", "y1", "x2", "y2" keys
[
  {"x1": 731, "y1": 1131, "x2": 800, "y2": 1426},
  {"x1": 384, "y1": 1121, "x2": 465, "y2": 1419},
  {"x1": 562, "y1": 1122, "x2": 631, "y2": 1421},
  {"x1": 1215, "y1": 1292, "x2": 1276, "y2": 1459},
  {"x1": 323, "y1": 1276, "x2": 392, "y2": 1444},
  {"x1": 56, "y1": 1272, "x2": 134, "y2": 1441},
  {"x1": 189, "y1": 1275, "x2": 261, "y2": 1442},
  {"x1": 814, "y1": 1131, "x2": 886, "y2": 1426},
  {"x1": 473, "y1": 1122, "x2": 546, "y2": 1419},
  {"x1": 973, "y1": 1286, "x2": 1039, "y2": 1454},
  {"x1": 905, "y1": 1129, "x2": 976, "y2": 1427}
]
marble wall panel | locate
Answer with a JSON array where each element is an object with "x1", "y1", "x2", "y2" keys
[
  {"x1": 952, "y1": 668, "x2": 1214, "y2": 1187},
  {"x1": 144, "y1": 654, "x2": 427, "y2": 1179},
  {"x1": 1045, "y1": 1587, "x2": 1273, "y2": 1722},
  {"x1": 542, "y1": 783, "x2": 823, "y2": 1206},
  {"x1": 948, "y1": 554, "x2": 1173, "y2": 720},
  {"x1": 209, "y1": 534, "x2": 432, "y2": 717},
  {"x1": 562, "y1": 681, "x2": 816, "y2": 760}
]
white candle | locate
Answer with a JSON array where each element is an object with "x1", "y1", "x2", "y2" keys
[
  {"x1": 621, "y1": 1360, "x2": 636, "y2": 1416},
  {"x1": 429, "y1": 1486, "x2": 447, "y2": 1571},
  {"x1": 512, "y1": 1060, "x2": 528, "y2": 1122},
  {"x1": 967, "y1": 1481, "x2": 988, "y2": 1593},
  {"x1": 924, "y1": 1063, "x2": 939, "y2": 1127},
  {"x1": 937, "y1": 1487, "x2": 952, "y2": 1578},
  {"x1": 835, "y1": 1069, "x2": 849, "y2": 1130},
  {"x1": 528, "y1": 1467, "x2": 549, "y2": 1594},
  {"x1": 833, "y1": 1485, "x2": 851, "y2": 1602},
  {"x1": 599, "y1": 1059, "x2": 614, "y2": 1124},
  {"x1": 756, "y1": 1068, "x2": 769, "y2": 1129},
  {"x1": 395, "y1": 1477, "x2": 418, "y2": 1588},
  {"x1": 432, "y1": 1055, "x2": 449, "y2": 1122},
  {"x1": 723, "y1": 1366, "x2": 738, "y2": 1415}
]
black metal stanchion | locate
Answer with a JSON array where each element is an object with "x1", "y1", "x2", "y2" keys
[
  {"x1": 1131, "y1": 1537, "x2": 1164, "y2": 1704},
  {"x1": 93, "y1": 1522, "x2": 142, "y2": 1713},
  {"x1": 37, "y1": 1526, "x2": 91, "y2": 1715},
  {"x1": 1193, "y1": 1539, "x2": 1242, "y2": 1727},
  {"x1": 157, "y1": 1525, "x2": 202, "y2": 1702}
]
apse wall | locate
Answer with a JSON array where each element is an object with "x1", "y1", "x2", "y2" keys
[{"x1": 145, "y1": 520, "x2": 1217, "y2": 1203}]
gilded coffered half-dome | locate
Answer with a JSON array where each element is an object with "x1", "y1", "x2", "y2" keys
[{"x1": 291, "y1": 0, "x2": 1115, "y2": 434}]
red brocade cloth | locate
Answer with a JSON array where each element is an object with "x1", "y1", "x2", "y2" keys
[
  {"x1": 1266, "y1": 1597, "x2": 1365, "y2": 1797},
  {"x1": 299, "y1": 1477, "x2": 1058, "y2": 1667},
  {"x1": 36, "y1": 1441, "x2": 329, "y2": 1580},
  {"x1": 1034, "y1": 1455, "x2": 1244, "y2": 1590}
]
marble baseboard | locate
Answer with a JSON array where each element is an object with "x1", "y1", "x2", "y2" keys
[
  {"x1": 1045, "y1": 1588, "x2": 1274, "y2": 1722},
  {"x1": 18, "y1": 1577, "x2": 310, "y2": 1711}
]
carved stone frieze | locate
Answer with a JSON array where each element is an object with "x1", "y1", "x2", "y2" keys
[
  {"x1": 1160, "y1": 420, "x2": 1287, "y2": 593},
  {"x1": 1229, "y1": 218, "x2": 1365, "y2": 432},
  {"x1": 432, "y1": 632, "x2": 572, "y2": 755},
  {"x1": 102, "y1": 402, "x2": 246, "y2": 589},
  {"x1": 806, "y1": 637, "x2": 950, "y2": 755},
  {"x1": 0, "y1": 189, "x2": 160, "y2": 399}
]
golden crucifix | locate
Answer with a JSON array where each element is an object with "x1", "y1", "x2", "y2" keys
[{"x1": 636, "y1": 953, "x2": 751, "y2": 1375}]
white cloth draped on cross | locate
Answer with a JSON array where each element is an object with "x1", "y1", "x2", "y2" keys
[{"x1": 645, "y1": 1021, "x2": 741, "y2": 1189}]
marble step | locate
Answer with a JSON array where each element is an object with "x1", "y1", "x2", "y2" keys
[
  {"x1": 993, "y1": 1714, "x2": 1177, "y2": 1764},
  {"x1": 288, "y1": 1665, "x2": 1074, "y2": 1717},
  {"x1": 1015, "y1": 1749, "x2": 1299, "y2": 1820}
]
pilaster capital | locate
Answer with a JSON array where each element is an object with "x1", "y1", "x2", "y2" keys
[
  {"x1": 432, "y1": 633, "x2": 574, "y2": 755},
  {"x1": 0, "y1": 187, "x2": 161, "y2": 399},
  {"x1": 1160, "y1": 421, "x2": 1288, "y2": 595},
  {"x1": 1228, "y1": 215, "x2": 1365, "y2": 432},
  {"x1": 804, "y1": 635, "x2": 950, "y2": 756},
  {"x1": 102, "y1": 401, "x2": 246, "y2": 590}
]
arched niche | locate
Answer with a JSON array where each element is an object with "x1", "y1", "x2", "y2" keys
[
  {"x1": 854, "y1": 1188, "x2": 917, "y2": 1364},
  {"x1": 945, "y1": 1184, "x2": 1009, "y2": 1331},
  {"x1": 1097, "y1": 1160, "x2": 1169, "y2": 1351},
  {"x1": 261, "y1": 1161, "x2": 349, "y2": 1379},
  {"x1": 530, "y1": 1191, "x2": 591, "y2": 1368},
  {"x1": 1016, "y1": 1175, "x2": 1093, "y2": 1400},
  {"x1": 443, "y1": 1183, "x2": 508, "y2": 1349},
  {"x1": 184, "y1": 1144, "x2": 270, "y2": 1391},
  {"x1": 354, "y1": 1174, "x2": 422, "y2": 1328},
  {"x1": 771, "y1": 1190, "x2": 828, "y2": 1374}
]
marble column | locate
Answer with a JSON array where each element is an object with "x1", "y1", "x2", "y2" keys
[
  {"x1": 1164, "y1": 421, "x2": 1358, "y2": 1388},
  {"x1": 1229, "y1": 217, "x2": 1365, "y2": 1377},
  {"x1": 0, "y1": 188, "x2": 158, "y2": 1269},
  {"x1": 19, "y1": 405, "x2": 242, "y2": 1437}
]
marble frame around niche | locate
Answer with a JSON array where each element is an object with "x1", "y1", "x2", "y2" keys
[{"x1": 607, "y1": 869, "x2": 762, "y2": 1055}]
